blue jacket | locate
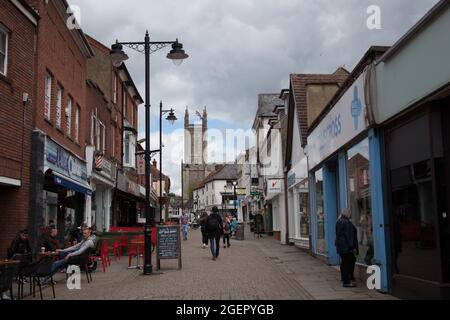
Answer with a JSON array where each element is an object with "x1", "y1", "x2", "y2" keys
[{"x1": 335, "y1": 216, "x2": 359, "y2": 255}]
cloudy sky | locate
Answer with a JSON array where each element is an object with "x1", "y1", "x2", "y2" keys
[{"x1": 69, "y1": 0, "x2": 439, "y2": 195}]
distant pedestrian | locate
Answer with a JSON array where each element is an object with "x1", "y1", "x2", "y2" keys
[
  {"x1": 230, "y1": 217, "x2": 238, "y2": 236},
  {"x1": 254, "y1": 213, "x2": 264, "y2": 238},
  {"x1": 223, "y1": 217, "x2": 231, "y2": 248},
  {"x1": 181, "y1": 211, "x2": 190, "y2": 241},
  {"x1": 205, "y1": 206, "x2": 223, "y2": 260},
  {"x1": 198, "y1": 212, "x2": 209, "y2": 249},
  {"x1": 335, "y1": 208, "x2": 359, "y2": 288}
]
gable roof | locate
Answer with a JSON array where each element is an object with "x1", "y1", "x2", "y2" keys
[
  {"x1": 193, "y1": 164, "x2": 240, "y2": 190},
  {"x1": 290, "y1": 68, "x2": 350, "y2": 148},
  {"x1": 252, "y1": 94, "x2": 284, "y2": 129}
]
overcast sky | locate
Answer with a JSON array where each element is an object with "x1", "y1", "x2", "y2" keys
[{"x1": 69, "y1": 0, "x2": 439, "y2": 195}]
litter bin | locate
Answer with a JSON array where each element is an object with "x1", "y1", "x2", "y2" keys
[{"x1": 235, "y1": 223, "x2": 245, "y2": 241}]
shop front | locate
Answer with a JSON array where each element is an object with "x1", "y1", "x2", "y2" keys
[
  {"x1": 41, "y1": 137, "x2": 91, "y2": 244},
  {"x1": 287, "y1": 165, "x2": 310, "y2": 249},
  {"x1": 86, "y1": 148, "x2": 117, "y2": 232},
  {"x1": 307, "y1": 57, "x2": 389, "y2": 292},
  {"x1": 113, "y1": 171, "x2": 145, "y2": 228}
]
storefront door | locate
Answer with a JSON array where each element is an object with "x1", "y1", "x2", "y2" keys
[{"x1": 386, "y1": 107, "x2": 450, "y2": 298}]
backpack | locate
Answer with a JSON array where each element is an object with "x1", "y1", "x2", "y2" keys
[{"x1": 206, "y1": 214, "x2": 221, "y2": 232}]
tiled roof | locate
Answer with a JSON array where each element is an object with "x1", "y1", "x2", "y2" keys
[
  {"x1": 290, "y1": 68, "x2": 349, "y2": 147},
  {"x1": 194, "y1": 164, "x2": 240, "y2": 189}
]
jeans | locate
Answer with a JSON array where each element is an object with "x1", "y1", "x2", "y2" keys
[
  {"x1": 209, "y1": 237, "x2": 220, "y2": 258},
  {"x1": 50, "y1": 252, "x2": 69, "y2": 275},
  {"x1": 182, "y1": 224, "x2": 189, "y2": 240}
]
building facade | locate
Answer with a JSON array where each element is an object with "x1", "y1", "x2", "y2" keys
[{"x1": 0, "y1": 0, "x2": 38, "y2": 256}]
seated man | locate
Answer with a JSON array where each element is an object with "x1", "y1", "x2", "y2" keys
[
  {"x1": 7, "y1": 229, "x2": 31, "y2": 259},
  {"x1": 50, "y1": 227, "x2": 97, "y2": 274},
  {"x1": 40, "y1": 226, "x2": 60, "y2": 252}
]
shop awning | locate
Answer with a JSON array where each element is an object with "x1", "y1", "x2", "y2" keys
[{"x1": 53, "y1": 172, "x2": 92, "y2": 196}]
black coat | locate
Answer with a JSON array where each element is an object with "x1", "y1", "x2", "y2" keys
[
  {"x1": 205, "y1": 213, "x2": 223, "y2": 238},
  {"x1": 8, "y1": 235, "x2": 32, "y2": 259},
  {"x1": 335, "y1": 217, "x2": 359, "y2": 255}
]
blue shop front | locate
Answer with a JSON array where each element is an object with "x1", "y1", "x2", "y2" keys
[{"x1": 306, "y1": 48, "x2": 389, "y2": 292}]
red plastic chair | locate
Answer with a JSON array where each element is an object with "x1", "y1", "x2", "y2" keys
[
  {"x1": 118, "y1": 235, "x2": 128, "y2": 257},
  {"x1": 127, "y1": 243, "x2": 138, "y2": 268}
]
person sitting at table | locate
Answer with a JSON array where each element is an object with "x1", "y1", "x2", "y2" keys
[
  {"x1": 7, "y1": 229, "x2": 31, "y2": 259},
  {"x1": 50, "y1": 227, "x2": 97, "y2": 275},
  {"x1": 40, "y1": 226, "x2": 60, "y2": 252}
]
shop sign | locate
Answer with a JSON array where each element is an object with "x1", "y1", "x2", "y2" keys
[
  {"x1": 288, "y1": 173, "x2": 297, "y2": 188},
  {"x1": 117, "y1": 172, "x2": 141, "y2": 197},
  {"x1": 45, "y1": 137, "x2": 88, "y2": 184},
  {"x1": 236, "y1": 188, "x2": 247, "y2": 196},
  {"x1": 267, "y1": 179, "x2": 282, "y2": 194},
  {"x1": 137, "y1": 155, "x2": 145, "y2": 175},
  {"x1": 307, "y1": 72, "x2": 368, "y2": 169}
]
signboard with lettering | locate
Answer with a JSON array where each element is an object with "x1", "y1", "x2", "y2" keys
[
  {"x1": 307, "y1": 73, "x2": 368, "y2": 170},
  {"x1": 156, "y1": 225, "x2": 182, "y2": 270},
  {"x1": 44, "y1": 137, "x2": 88, "y2": 186},
  {"x1": 267, "y1": 179, "x2": 282, "y2": 194}
]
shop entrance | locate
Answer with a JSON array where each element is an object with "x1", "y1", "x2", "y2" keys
[{"x1": 386, "y1": 104, "x2": 450, "y2": 299}]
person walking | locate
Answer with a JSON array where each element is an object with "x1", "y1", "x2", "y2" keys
[
  {"x1": 205, "y1": 206, "x2": 223, "y2": 260},
  {"x1": 181, "y1": 211, "x2": 190, "y2": 241},
  {"x1": 230, "y1": 217, "x2": 238, "y2": 237},
  {"x1": 335, "y1": 208, "x2": 359, "y2": 288},
  {"x1": 198, "y1": 212, "x2": 209, "y2": 249},
  {"x1": 223, "y1": 216, "x2": 231, "y2": 248}
]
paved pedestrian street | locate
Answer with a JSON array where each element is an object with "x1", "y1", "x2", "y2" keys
[{"x1": 24, "y1": 227, "x2": 395, "y2": 300}]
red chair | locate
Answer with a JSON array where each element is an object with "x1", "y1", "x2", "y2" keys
[
  {"x1": 118, "y1": 235, "x2": 128, "y2": 257},
  {"x1": 112, "y1": 240, "x2": 120, "y2": 260},
  {"x1": 127, "y1": 242, "x2": 138, "y2": 268}
]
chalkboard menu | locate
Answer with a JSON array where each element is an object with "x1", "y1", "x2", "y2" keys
[{"x1": 156, "y1": 225, "x2": 182, "y2": 270}]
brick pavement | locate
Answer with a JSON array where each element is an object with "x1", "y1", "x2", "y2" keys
[{"x1": 22, "y1": 226, "x2": 395, "y2": 300}]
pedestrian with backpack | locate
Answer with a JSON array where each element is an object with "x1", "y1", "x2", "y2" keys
[{"x1": 205, "y1": 206, "x2": 223, "y2": 260}]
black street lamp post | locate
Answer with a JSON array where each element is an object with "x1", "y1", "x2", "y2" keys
[
  {"x1": 159, "y1": 102, "x2": 177, "y2": 223},
  {"x1": 110, "y1": 31, "x2": 188, "y2": 275},
  {"x1": 232, "y1": 180, "x2": 238, "y2": 218}
]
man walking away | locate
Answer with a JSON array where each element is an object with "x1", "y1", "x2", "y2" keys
[
  {"x1": 206, "y1": 206, "x2": 223, "y2": 260},
  {"x1": 335, "y1": 208, "x2": 359, "y2": 287},
  {"x1": 198, "y1": 212, "x2": 209, "y2": 249},
  {"x1": 181, "y1": 211, "x2": 190, "y2": 241}
]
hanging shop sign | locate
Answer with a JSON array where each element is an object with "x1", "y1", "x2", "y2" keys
[
  {"x1": 307, "y1": 72, "x2": 368, "y2": 169},
  {"x1": 267, "y1": 179, "x2": 282, "y2": 194}
]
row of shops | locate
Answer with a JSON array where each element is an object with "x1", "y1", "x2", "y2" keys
[
  {"x1": 252, "y1": 1, "x2": 450, "y2": 299},
  {"x1": 29, "y1": 132, "x2": 151, "y2": 246},
  {"x1": 304, "y1": 1, "x2": 448, "y2": 298}
]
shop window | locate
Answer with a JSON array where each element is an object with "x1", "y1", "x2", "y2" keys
[
  {"x1": 315, "y1": 169, "x2": 326, "y2": 254},
  {"x1": 0, "y1": 26, "x2": 8, "y2": 76},
  {"x1": 299, "y1": 186, "x2": 310, "y2": 239},
  {"x1": 347, "y1": 138, "x2": 373, "y2": 265}
]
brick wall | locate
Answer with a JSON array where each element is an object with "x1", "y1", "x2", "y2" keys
[
  {"x1": 31, "y1": 0, "x2": 90, "y2": 159},
  {"x1": 0, "y1": 0, "x2": 37, "y2": 258}
]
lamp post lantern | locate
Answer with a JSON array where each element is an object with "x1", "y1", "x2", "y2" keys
[{"x1": 110, "y1": 31, "x2": 188, "y2": 275}]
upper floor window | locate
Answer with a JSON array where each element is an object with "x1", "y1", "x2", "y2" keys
[
  {"x1": 55, "y1": 85, "x2": 63, "y2": 129},
  {"x1": 66, "y1": 96, "x2": 72, "y2": 136},
  {"x1": 75, "y1": 105, "x2": 80, "y2": 142},
  {"x1": 113, "y1": 73, "x2": 118, "y2": 104},
  {"x1": 0, "y1": 26, "x2": 8, "y2": 76},
  {"x1": 123, "y1": 131, "x2": 136, "y2": 168},
  {"x1": 44, "y1": 73, "x2": 53, "y2": 120},
  {"x1": 122, "y1": 86, "x2": 127, "y2": 120},
  {"x1": 111, "y1": 126, "x2": 115, "y2": 158}
]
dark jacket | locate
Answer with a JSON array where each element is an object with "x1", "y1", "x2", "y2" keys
[
  {"x1": 335, "y1": 216, "x2": 359, "y2": 255},
  {"x1": 198, "y1": 213, "x2": 208, "y2": 232},
  {"x1": 40, "y1": 233, "x2": 60, "y2": 252},
  {"x1": 7, "y1": 234, "x2": 32, "y2": 259},
  {"x1": 205, "y1": 213, "x2": 223, "y2": 238}
]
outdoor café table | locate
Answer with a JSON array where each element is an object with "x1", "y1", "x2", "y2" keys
[
  {"x1": 0, "y1": 260, "x2": 20, "y2": 266},
  {"x1": 128, "y1": 240, "x2": 144, "y2": 270}
]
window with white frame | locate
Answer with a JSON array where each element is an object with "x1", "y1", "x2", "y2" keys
[
  {"x1": 123, "y1": 132, "x2": 136, "y2": 168},
  {"x1": 122, "y1": 86, "x2": 127, "y2": 120},
  {"x1": 0, "y1": 26, "x2": 8, "y2": 76},
  {"x1": 66, "y1": 97, "x2": 72, "y2": 136},
  {"x1": 96, "y1": 120, "x2": 105, "y2": 153},
  {"x1": 113, "y1": 73, "x2": 118, "y2": 104},
  {"x1": 44, "y1": 73, "x2": 53, "y2": 120},
  {"x1": 56, "y1": 85, "x2": 63, "y2": 129},
  {"x1": 75, "y1": 105, "x2": 80, "y2": 142}
]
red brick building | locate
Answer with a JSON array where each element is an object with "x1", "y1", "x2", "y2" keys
[
  {"x1": 0, "y1": 0, "x2": 38, "y2": 258},
  {"x1": 27, "y1": 0, "x2": 94, "y2": 250},
  {"x1": 85, "y1": 35, "x2": 144, "y2": 230}
]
